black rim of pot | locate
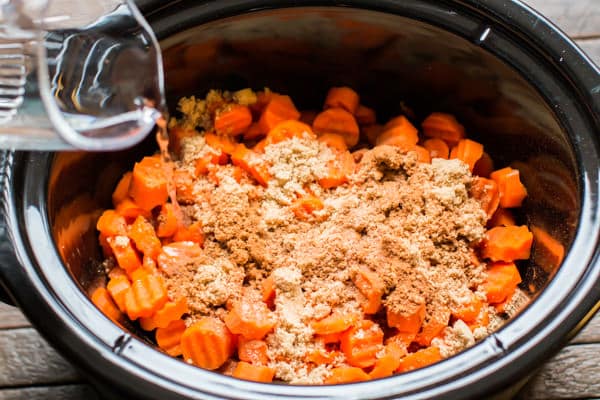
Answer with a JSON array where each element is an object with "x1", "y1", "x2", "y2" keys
[{"x1": 0, "y1": 1, "x2": 599, "y2": 399}]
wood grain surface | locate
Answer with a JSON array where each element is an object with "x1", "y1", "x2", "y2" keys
[{"x1": 1, "y1": 0, "x2": 599, "y2": 399}]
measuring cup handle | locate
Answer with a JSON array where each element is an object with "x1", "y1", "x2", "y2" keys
[{"x1": 0, "y1": 151, "x2": 18, "y2": 306}]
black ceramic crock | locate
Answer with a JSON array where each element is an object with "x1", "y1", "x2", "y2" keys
[{"x1": 1, "y1": 1, "x2": 599, "y2": 399}]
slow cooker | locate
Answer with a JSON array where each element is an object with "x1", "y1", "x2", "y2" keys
[{"x1": 0, "y1": 0, "x2": 599, "y2": 398}]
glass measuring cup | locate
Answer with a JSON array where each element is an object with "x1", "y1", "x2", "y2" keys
[{"x1": 0, "y1": 0, "x2": 165, "y2": 151}]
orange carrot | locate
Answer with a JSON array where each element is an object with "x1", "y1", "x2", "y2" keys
[
  {"x1": 261, "y1": 275, "x2": 275, "y2": 307},
  {"x1": 215, "y1": 104, "x2": 253, "y2": 136},
  {"x1": 157, "y1": 241, "x2": 202, "y2": 276},
  {"x1": 172, "y1": 221, "x2": 204, "y2": 247},
  {"x1": 258, "y1": 94, "x2": 301, "y2": 134},
  {"x1": 267, "y1": 120, "x2": 315, "y2": 144},
  {"x1": 156, "y1": 203, "x2": 179, "y2": 238},
  {"x1": 306, "y1": 347, "x2": 342, "y2": 365},
  {"x1": 224, "y1": 291, "x2": 276, "y2": 340},
  {"x1": 181, "y1": 316, "x2": 235, "y2": 370},
  {"x1": 243, "y1": 122, "x2": 265, "y2": 141},
  {"x1": 386, "y1": 332, "x2": 417, "y2": 349},
  {"x1": 140, "y1": 296, "x2": 188, "y2": 331},
  {"x1": 315, "y1": 332, "x2": 342, "y2": 344},
  {"x1": 231, "y1": 144, "x2": 271, "y2": 187},
  {"x1": 204, "y1": 132, "x2": 238, "y2": 155},
  {"x1": 490, "y1": 167, "x2": 528, "y2": 208},
  {"x1": 317, "y1": 133, "x2": 348, "y2": 151},
  {"x1": 96, "y1": 210, "x2": 128, "y2": 237},
  {"x1": 91, "y1": 287, "x2": 122, "y2": 322},
  {"x1": 423, "y1": 138, "x2": 449, "y2": 159},
  {"x1": 237, "y1": 338, "x2": 269, "y2": 366},
  {"x1": 106, "y1": 274, "x2": 131, "y2": 313},
  {"x1": 387, "y1": 303, "x2": 426, "y2": 335},
  {"x1": 173, "y1": 169, "x2": 196, "y2": 203},
  {"x1": 324, "y1": 87, "x2": 360, "y2": 114},
  {"x1": 414, "y1": 145, "x2": 431, "y2": 163},
  {"x1": 311, "y1": 313, "x2": 358, "y2": 335},
  {"x1": 531, "y1": 225, "x2": 565, "y2": 273},
  {"x1": 129, "y1": 156, "x2": 169, "y2": 211},
  {"x1": 318, "y1": 150, "x2": 355, "y2": 189},
  {"x1": 362, "y1": 124, "x2": 383, "y2": 145},
  {"x1": 355, "y1": 104, "x2": 376, "y2": 126},
  {"x1": 488, "y1": 208, "x2": 516, "y2": 228},
  {"x1": 340, "y1": 319, "x2": 384, "y2": 368},
  {"x1": 232, "y1": 361, "x2": 275, "y2": 383},
  {"x1": 107, "y1": 236, "x2": 142, "y2": 274},
  {"x1": 352, "y1": 266, "x2": 385, "y2": 314},
  {"x1": 369, "y1": 342, "x2": 406, "y2": 379},
  {"x1": 128, "y1": 215, "x2": 162, "y2": 260},
  {"x1": 450, "y1": 138, "x2": 484, "y2": 172},
  {"x1": 469, "y1": 177, "x2": 500, "y2": 219},
  {"x1": 483, "y1": 261, "x2": 522, "y2": 304},
  {"x1": 112, "y1": 172, "x2": 132, "y2": 207},
  {"x1": 415, "y1": 311, "x2": 450, "y2": 347},
  {"x1": 421, "y1": 112, "x2": 465, "y2": 145},
  {"x1": 324, "y1": 367, "x2": 371, "y2": 384},
  {"x1": 480, "y1": 225, "x2": 533, "y2": 262},
  {"x1": 376, "y1": 116, "x2": 419, "y2": 152},
  {"x1": 473, "y1": 152, "x2": 494, "y2": 178},
  {"x1": 312, "y1": 107, "x2": 360, "y2": 147},
  {"x1": 396, "y1": 346, "x2": 442, "y2": 373},
  {"x1": 452, "y1": 292, "x2": 483, "y2": 323},
  {"x1": 115, "y1": 197, "x2": 152, "y2": 221},
  {"x1": 290, "y1": 195, "x2": 325, "y2": 220},
  {"x1": 156, "y1": 319, "x2": 186, "y2": 356},
  {"x1": 124, "y1": 270, "x2": 168, "y2": 320}
]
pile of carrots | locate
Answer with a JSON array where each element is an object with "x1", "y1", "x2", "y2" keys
[{"x1": 91, "y1": 86, "x2": 565, "y2": 384}]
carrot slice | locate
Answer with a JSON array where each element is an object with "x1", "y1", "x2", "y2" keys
[
  {"x1": 157, "y1": 241, "x2": 203, "y2": 276},
  {"x1": 107, "y1": 236, "x2": 142, "y2": 274},
  {"x1": 483, "y1": 261, "x2": 522, "y2": 304},
  {"x1": 452, "y1": 292, "x2": 483, "y2": 323},
  {"x1": 313, "y1": 107, "x2": 360, "y2": 147},
  {"x1": 156, "y1": 203, "x2": 179, "y2": 238},
  {"x1": 243, "y1": 122, "x2": 265, "y2": 141},
  {"x1": 124, "y1": 270, "x2": 168, "y2": 320},
  {"x1": 258, "y1": 94, "x2": 301, "y2": 134},
  {"x1": 261, "y1": 275, "x2": 275, "y2": 308},
  {"x1": 267, "y1": 120, "x2": 315, "y2": 144},
  {"x1": 414, "y1": 145, "x2": 431, "y2": 163},
  {"x1": 224, "y1": 292, "x2": 276, "y2": 340},
  {"x1": 231, "y1": 144, "x2": 271, "y2": 187},
  {"x1": 106, "y1": 274, "x2": 131, "y2": 313},
  {"x1": 318, "y1": 150, "x2": 355, "y2": 189},
  {"x1": 340, "y1": 319, "x2": 384, "y2": 368},
  {"x1": 386, "y1": 332, "x2": 417, "y2": 349},
  {"x1": 469, "y1": 177, "x2": 500, "y2": 219},
  {"x1": 531, "y1": 225, "x2": 565, "y2": 273},
  {"x1": 237, "y1": 338, "x2": 269, "y2": 366},
  {"x1": 355, "y1": 104, "x2": 376, "y2": 126},
  {"x1": 214, "y1": 104, "x2": 253, "y2": 136},
  {"x1": 473, "y1": 151, "x2": 494, "y2": 178},
  {"x1": 421, "y1": 112, "x2": 465, "y2": 145},
  {"x1": 311, "y1": 313, "x2": 358, "y2": 335},
  {"x1": 306, "y1": 347, "x2": 342, "y2": 365},
  {"x1": 369, "y1": 342, "x2": 406, "y2": 379},
  {"x1": 396, "y1": 346, "x2": 442, "y2": 373},
  {"x1": 172, "y1": 221, "x2": 204, "y2": 247},
  {"x1": 376, "y1": 116, "x2": 419, "y2": 152},
  {"x1": 317, "y1": 133, "x2": 348, "y2": 152},
  {"x1": 115, "y1": 197, "x2": 152, "y2": 221},
  {"x1": 204, "y1": 132, "x2": 238, "y2": 155},
  {"x1": 96, "y1": 210, "x2": 127, "y2": 237},
  {"x1": 324, "y1": 86, "x2": 360, "y2": 114},
  {"x1": 129, "y1": 156, "x2": 168, "y2": 211},
  {"x1": 490, "y1": 167, "x2": 528, "y2": 208},
  {"x1": 324, "y1": 367, "x2": 371, "y2": 384},
  {"x1": 290, "y1": 195, "x2": 325, "y2": 220},
  {"x1": 156, "y1": 319, "x2": 186, "y2": 356},
  {"x1": 352, "y1": 266, "x2": 385, "y2": 314},
  {"x1": 387, "y1": 303, "x2": 426, "y2": 335},
  {"x1": 140, "y1": 296, "x2": 189, "y2": 331},
  {"x1": 488, "y1": 208, "x2": 516, "y2": 228},
  {"x1": 232, "y1": 361, "x2": 275, "y2": 383},
  {"x1": 128, "y1": 215, "x2": 162, "y2": 260},
  {"x1": 112, "y1": 172, "x2": 132, "y2": 207},
  {"x1": 423, "y1": 138, "x2": 449, "y2": 160},
  {"x1": 450, "y1": 139, "x2": 484, "y2": 172},
  {"x1": 91, "y1": 287, "x2": 122, "y2": 322},
  {"x1": 480, "y1": 225, "x2": 533, "y2": 262},
  {"x1": 315, "y1": 332, "x2": 342, "y2": 344},
  {"x1": 181, "y1": 316, "x2": 235, "y2": 370},
  {"x1": 415, "y1": 311, "x2": 450, "y2": 347}
]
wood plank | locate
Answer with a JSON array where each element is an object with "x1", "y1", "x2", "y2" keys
[
  {"x1": 571, "y1": 310, "x2": 600, "y2": 344},
  {"x1": 524, "y1": 0, "x2": 600, "y2": 39},
  {"x1": 0, "y1": 303, "x2": 30, "y2": 329},
  {"x1": 576, "y1": 38, "x2": 600, "y2": 67},
  {"x1": 517, "y1": 343, "x2": 600, "y2": 399},
  {"x1": 0, "y1": 328, "x2": 80, "y2": 387},
  {"x1": 0, "y1": 385, "x2": 99, "y2": 400}
]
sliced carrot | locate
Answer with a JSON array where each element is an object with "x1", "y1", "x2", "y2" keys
[
  {"x1": 232, "y1": 361, "x2": 275, "y2": 383},
  {"x1": 369, "y1": 342, "x2": 406, "y2": 379},
  {"x1": 415, "y1": 311, "x2": 450, "y2": 347},
  {"x1": 204, "y1": 131, "x2": 238, "y2": 155},
  {"x1": 173, "y1": 169, "x2": 196, "y2": 203},
  {"x1": 140, "y1": 296, "x2": 189, "y2": 331},
  {"x1": 450, "y1": 139, "x2": 484, "y2": 172},
  {"x1": 250, "y1": 89, "x2": 273, "y2": 117},
  {"x1": 324, "y1": 86, "x2": 360, "y2": 114},
  {"x1": 156, "y1": 203, "x2": 179, "y2": 238},
  {"x1": 194, "y1": 152, "x2": 227, "y2": 176},
  {"x1": 261, "y1": 275, "x2": 275, "y2": 308},
  {"x1": 490, "y1": 167, "x2": 528, "y2": 208},
  {"x1": 318, "y1": 151, "x2": 355, "y2": 189},
  {"x1": 106, "y1": 274, "x2": 131, "y2": 313},
  {"x1": 311, "y1": 313, "x2": 358, "y2": 335},
  {"x1": 396, "y1": 346, "x2": 442, "y2": 373},
  {"x1": 214, "y1": 104, "x2": 253, "y2": 136},
  {"x1": 156, "y1": 319, "x2": 186, "y2": 356},
  {"x1": 128, "y1": 215, "x2": 162, "y2": 260},
  {"x1": 129, "y1": 156, "x2": 168, "y2": 211},
  {"x1": 224, "y1": 292, "x2": 276, "y2": 340},
  {"x1": 112, "y1": 172, "x2": 132, "y2": 207},
  {"x1": 452, "y1": 292, "x2": 483, "y2": 323},
  {"x1": 306, "y1": 347, "x2": 342, "y2": 365},
  {"x1": 376, "y1": 116, "x2": 419, "y2": 152},
  {"x1": 290, "y1": 195, "x2": 325, "y2": 220},
  {"x1": 107, "y1": 236, "x2": 142, "y2": 274},
  {"x1": 488, "y1": 208, "x2": 516, "y2": 228},
  {"x1": 387, "y1": 303, "x2": 426, "y2": 335},
  {"x1": 231, "y1": 144, "x2": 271, "y2": 187},
  {"x1": 115, "y1": 197, "x2": 152, "y2": 221},
  {"x1": 317, "y1": 133, "x2": 348, "y2": 151},
  {"x1": 98, "y1": 232, "x2": 113, "y2": 258},
  {"x1": 340, "y1": 319, "x2": 384, "y2": 368},
  {"x1": 124, "y1": 270, "x2": 168, "y2": 320},
  {"x1": 324, "y1": 367, "x2": 371, "y2": 384},
  {"x1": 157, "y1": 241, "x2": 203, "y2": 276},
  {"x1": 172, "y1": 221, "x2": 204, "y2": 247},
  {"x1": 243, "y1": 122, "x2": 265, "y2": 141},
  {"x1": 531, "y1": 225, "x2": 565, "y2": 273},
  {"x1": 483, "y1": 261, "x2": 522, "y2": 304},
  {"x1": 480, "y1": 225, "x2": 533, "y2": 262},
  {"x1": 267, "y1": 120, "x2": 315, "y2": 144},
  {"x1": 96, "y1": 210, "x2": 127, "y2": 237},
  {"x1": 469, "y1": 177, "x2": 500, "y2": 219},
  {"x1": 91, "y1": 287, "x2": 122, "y2": 322},
  {"x1": 181, "y1": 316, "x2": 235, "y2": 370},
  {"x1": 352, "y1": 266, "x2": 385, "y2": 314},
  {"x1": 355, "y1": 104, "x2": 376, "y2": 126},
  {"x1": 467, "y1": 305, "x2": 490, "y2": 332},
  {"x1": 423, "y1": 138, "x2": 449, "y2": 160},
  {"x1": 386, "y1": 332, "x2": 417, "y2": 349},
  {"x1": 473, "y1": 152, "x2": 494, "y2": 178},
  {"x1": 315, "y1": 332, "x2": 342, "y2": 344},
  {"x1": 414, "y1": 145, "x2": 431, "y2": 163},
  {"x1": 362, "y1": 124, "x2": 383, "y2": 145},
  {"x1": 237, "y1": 338, "x2": 269, "y2": 366},
  {"x1": 312, "y1": 107, "x2": 360, "y2": 147},
  {"x1": 258, "y1": 94, "x2": 301, "y2": 134},
  {"x1": 421, "y1": 112, "x2": 465, "y2": 145}
]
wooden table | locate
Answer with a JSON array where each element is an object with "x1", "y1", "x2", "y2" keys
[{"x1": 1, "y1": 1, "x2": 599, "y2": 399}]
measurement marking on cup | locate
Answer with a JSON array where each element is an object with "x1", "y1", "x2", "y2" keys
[
  {"x1": 112, "y1": 334, "x2": 133, "y2": 355},
  {"x1": 477, "y1": 27, "x2": 492, "y2": 44}
]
